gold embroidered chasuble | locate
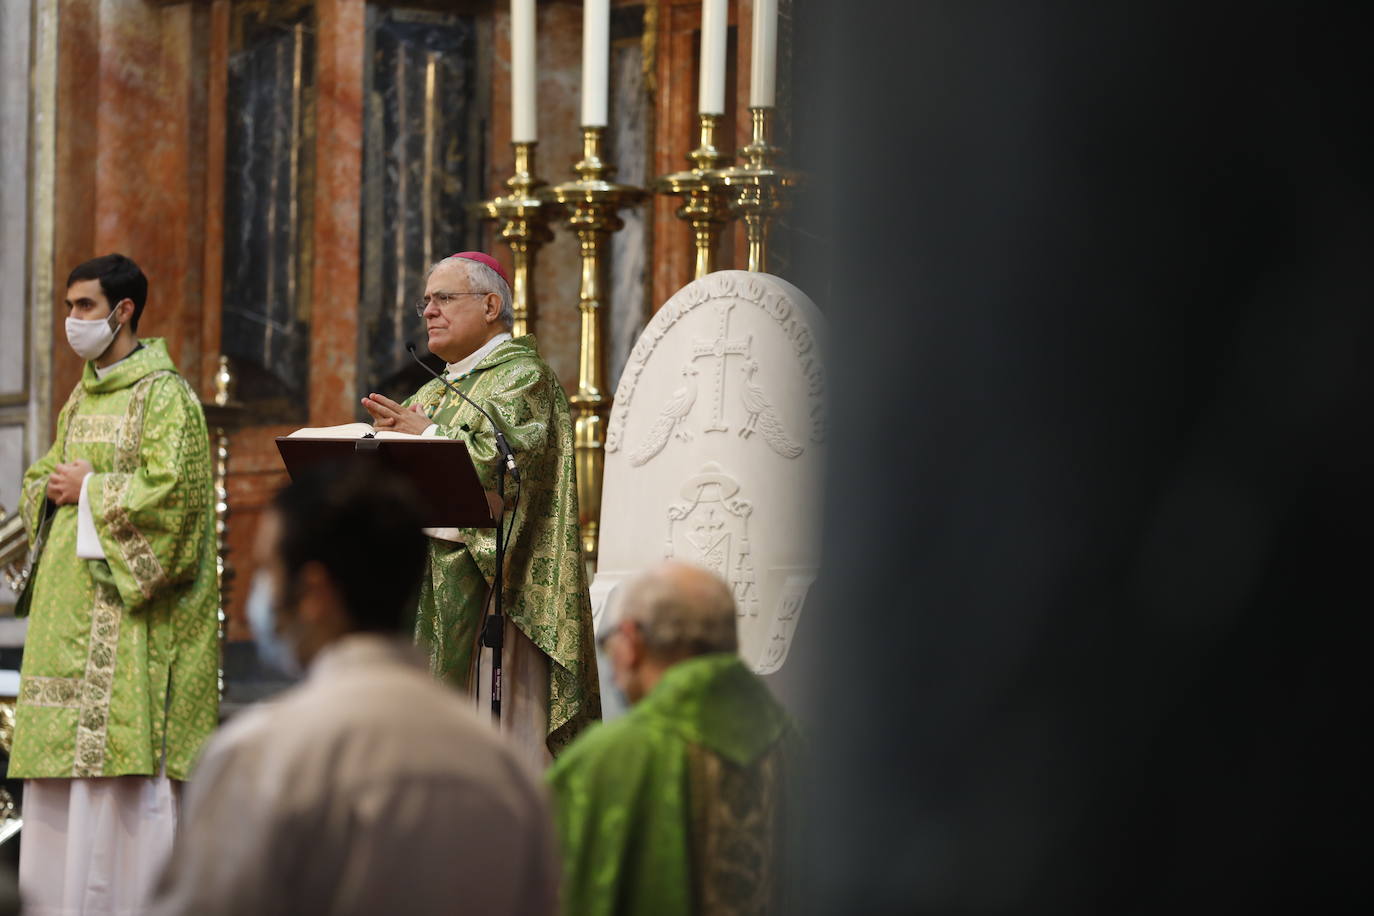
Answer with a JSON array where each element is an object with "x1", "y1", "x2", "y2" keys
[
  {"x1": 403, "y1": 335, "x2": 600, "y2": 753},
  {"x1": 10, "y1": 339, "x2": 220, "y2": 780}
]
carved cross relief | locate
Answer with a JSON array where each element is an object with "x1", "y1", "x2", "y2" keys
[{"x1": 690, "y1": 303, "x2": 752, "y2": 433}]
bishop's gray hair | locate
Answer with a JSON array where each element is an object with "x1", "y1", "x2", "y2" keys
[
  {"x1": 429, "y1": 255, "x2": 514, "y2": 328},
  {"x1": 617, "y1": 561, "x2": 739, "y2": 657}
]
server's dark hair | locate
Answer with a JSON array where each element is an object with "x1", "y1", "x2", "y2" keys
[
  {"x1": 67, "y1": 253, "x2": 149, "y2": 331},
  {"x1": 271, "y1": 460, "x2": 426, "y2": 633}
]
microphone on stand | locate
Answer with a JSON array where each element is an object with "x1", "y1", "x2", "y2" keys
[
  {"x1": 406, "y1": 343, "x2": 519, "y2": 481},
  {"x1": 407, "y1": 340, "x2": 519, "y2": 720}
]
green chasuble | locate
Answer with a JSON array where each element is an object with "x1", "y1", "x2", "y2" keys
[
  {"x1": 403, "y1": 334, "x2": 599, "y2": 753},
  {"x1": 10, "y1": 339, "x2": 220, "y2": 780},
  {"x1": 548, "y1": 654, "x2": 801, "y2": 916}
]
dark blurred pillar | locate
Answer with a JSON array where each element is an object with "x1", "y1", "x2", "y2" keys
[{"x1": 793, "y1": 3, "x2": 1371, "y2": 912}]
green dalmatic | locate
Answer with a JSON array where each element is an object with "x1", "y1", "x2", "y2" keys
[
  {"x1": 11, "y1": 339, "x2": 220, "y2": 780},
  {"x1": 404, "y1": 335, "x2": 600, "y2": 753}
]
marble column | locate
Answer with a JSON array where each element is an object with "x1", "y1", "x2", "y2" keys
[
  {"x1": 310, "y1": 0, "x2": 365, "y2": 425},
  {"x1": 0, "y1": 0, "x2": 34, "y2": 612},
  {"x1": 0, "y1": 0, "x2": 57, "y2": 615}
]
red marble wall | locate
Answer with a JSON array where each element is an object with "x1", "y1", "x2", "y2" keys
[
  {"x1": 50, "y1": 0, "x2": 98, "y2": 406},
  {"x1": 200, "y1": 0, "x2": 230, "y2": 385},
  {"x1": 52, "y1": 0, "x2": 212, "y2": 412}
]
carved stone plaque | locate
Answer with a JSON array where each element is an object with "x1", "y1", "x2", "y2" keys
[{"x1": 592, "y1": 271, "x2": 825, "y2": 677}]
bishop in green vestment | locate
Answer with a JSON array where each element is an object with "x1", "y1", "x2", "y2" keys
[
  {"x1": 548, "y1": 561, "x2": 801, "y2": 916},
  {"x1": 10, "y1": 254, "x2": 219, "y2": 913},
  {"x1": 362, "y1": 252, "x2": 599, "y2": 756}
]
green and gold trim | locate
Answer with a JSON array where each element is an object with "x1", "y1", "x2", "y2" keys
[
  {"x1": 17, "y1": 675, "x2": 81, "y2": 709},
  {"x1": 66, "y1": 414, "x2": 123, "y2": 445},
  {"x1": 687, "y1": 744, "x2": 785, "y2": 913},
  {"x1": 72, "y1": 581, "x2": 122, "y2": 777},
  {"x1": 99, "y1": 371, "x2": 175, "y2": 599},
  {"x1": 102, "y1": 473, "x2": 168, "y2": 600}
]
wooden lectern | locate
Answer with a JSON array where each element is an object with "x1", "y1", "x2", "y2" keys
[{"x1": 274, "y1": 437, "x2": 496, "y2": 530}]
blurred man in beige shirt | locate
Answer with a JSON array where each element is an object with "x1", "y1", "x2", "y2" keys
[{"x1": 150, "y1": 462, "x2": 557, "y2": 916}]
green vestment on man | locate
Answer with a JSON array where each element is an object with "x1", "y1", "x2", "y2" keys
[
  {"x1": 548, "y1": 653, "x2": 801, "y2": 915},
  {"x1": 404, "y1": 334, "x2": 599, "y2": 753},
  {"x1": 10, "y1": 339, "x2": 220, "y2": 780}
]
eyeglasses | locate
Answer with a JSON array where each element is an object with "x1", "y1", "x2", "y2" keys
[
  {"x1": 595, "y1": 619, "x2": 640, "y2": 650},
  {"x1": 414, "y1": 290, "x2": 488, "y2": 317}
]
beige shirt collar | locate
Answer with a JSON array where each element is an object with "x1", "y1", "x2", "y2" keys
[{"x1": 307, "y1": 632, "x2": 427, "y2": 682}]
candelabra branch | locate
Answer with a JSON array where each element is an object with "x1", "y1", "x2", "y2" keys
[
  {"x1": 718, "y1": 106, "x2": 800, "y2": 274},
  {"x1": 655, "y1": 113, "x2": 732, "y2": 279},
  {"x1": 476, "y1": 141, "x2": 557, "y2": 337},
  {"x1": 549, "y1": 127, "x2": 646, "y2": 565}
]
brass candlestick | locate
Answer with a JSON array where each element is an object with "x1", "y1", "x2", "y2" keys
[
  {"x1": 655, "y1": 113, "x2": 732, "y2": 279},
  {"x1": 718, "y1": 106, "x2": 799, "y2": 273},
  {"x1": 549, "y1": 127, "x2": 646, "y2": 564},
  {"x1": 201, "y1": 355, "x2": 245, "y2": 698},
  {"x1": 477, "y1": 142, "x2": 557, "y2": 336}
]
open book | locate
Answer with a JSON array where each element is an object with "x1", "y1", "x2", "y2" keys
[{"x1": 286, "y1": 422, "x2": 421, "y2": 440}]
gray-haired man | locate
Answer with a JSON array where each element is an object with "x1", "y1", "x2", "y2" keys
[{"x1": 549, "y1": 560, "x2": 802, "y2": 915}]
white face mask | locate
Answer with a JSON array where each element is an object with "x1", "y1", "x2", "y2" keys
[
  {"x1": 64, "y1": 310, "x2": 122, "y2": 362},
  {"x1": 247, "y1": 570, "x2": 302, "y2": 679}
]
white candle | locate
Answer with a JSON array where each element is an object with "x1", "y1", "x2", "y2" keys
[
  {"x1": 581, "y1": 0, "x2": 610, "y2": 127},
  {"x1": 511, "y1": 0, "x2": 537, "y2": 142},
  {"x1": 698, "y1": 0, "x2": 728, "y2": 115},
  {"x1": 749, "y1": 0, "x2": 778, "y2": 108}
]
